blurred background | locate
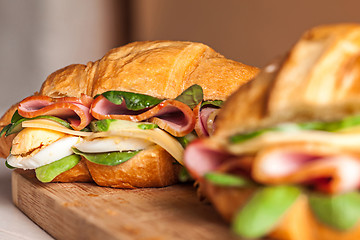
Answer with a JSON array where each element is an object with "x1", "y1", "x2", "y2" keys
[{"x1": 1, "y1": 0, "x2": 360, "y2": 114}]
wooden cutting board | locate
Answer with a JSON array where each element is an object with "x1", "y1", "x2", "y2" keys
[{"x1": 12, "y1": 169, "x2": 240, "y2": 240}]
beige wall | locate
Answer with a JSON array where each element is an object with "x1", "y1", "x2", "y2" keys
[
  {"x1": 132, "y1": 0, "x2": 360, "y2": 67},
  {"x1": 1, "y1": 0, "x2": 360, "y2": 114},
  {"x1": 0, "y1": 0, "x2": 124, "y2": 114}
]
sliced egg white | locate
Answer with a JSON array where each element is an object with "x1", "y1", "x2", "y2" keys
[
  {"x1": 74, "y1": 137, "x2": 154, "y2": 153},
  {"x1": 7, "y1": 136, "x2": 82, "y2": 169}
]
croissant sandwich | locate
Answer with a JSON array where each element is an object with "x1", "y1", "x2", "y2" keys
[
  {"x1": 184, "y1": 24, "x2": 360, "y2": 239},
  {"x1": 0, "y1": 40, "x2": 258, "y2": 188}
]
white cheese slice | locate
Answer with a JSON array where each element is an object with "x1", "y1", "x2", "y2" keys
[{"x1": 228, "y1": 130, "x2": 360, "y2": 155}]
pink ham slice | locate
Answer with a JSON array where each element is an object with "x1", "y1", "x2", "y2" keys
[
  {"x1": 90, "y1": 95, "x2": 195, "y2": 137},
  {"x1": 18, "y1": 94, "x2": 93, "y2": 131},
  {"x1": 252, "y1": 146, "x2": 360, "y2": 194},
  {"x1": 193, "y1": 103, "x2": 219, "y2": 137},
  {"x1": 184, "y1": 139, "x2": 232, "y2": 179},
  {"x1": 185, "y1": 139, "x2": 360, "y2": 194}
]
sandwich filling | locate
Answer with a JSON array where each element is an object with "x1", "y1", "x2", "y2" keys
[
  {"x1": 3, "y1": 84, "x2": 220, "y2": 183},
  {"x1": 184, "y1": 115, "x2": 360, "y2": 238}
]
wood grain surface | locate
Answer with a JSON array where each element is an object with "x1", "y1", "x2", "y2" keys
[{"x1": 12, "y1": 169, "x2": 240, "y2": 240}]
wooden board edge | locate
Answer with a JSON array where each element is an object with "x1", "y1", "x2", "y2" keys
[{"x1": 11, "y1": 169, "x2": 119, "y2": 240}]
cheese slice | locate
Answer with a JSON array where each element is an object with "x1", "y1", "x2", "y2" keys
[
  {"x1": 21, "y1": 119, "x2": 184, "y2": 164},
  {"x1": 87, "y1": 129, "x2": 184, "y2": 164},
  {"x1": 22, "y1": 119, "x2": 92, "y2": 137},
  {"x1": 228, "y1": 130, "x2": 360, "y2": 155}
]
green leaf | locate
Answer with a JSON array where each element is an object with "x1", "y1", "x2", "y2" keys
[
  {"x1": 205, "y1": 172, "x2": 252, "y2": 187},
  {"x1": 178, "y1": 166, "x2": 192, "y2": 182},
  {"x1": 309, "y1": 191, "x2": 360, "y2": 231},
  {"x1": 175, "y1": 132, "x2": 197, "y2": 148},
  {"x1": 90, "y1": 119, "x2": 145, "y2": 132},
  {"x1": 90, "y1": 119, "x2": 117, "y2": 132},
  {"x1": 0, "y1": 124, "x2": 11, "y2": 137},
  {"x1": 11, "y1": 110, "x2": 23, "y2": 123},
  {"x1": 72, "y1": 148, "x2": 140, "y2": 166},
  {"x1": 101, "y1": 91, "x2": 163, "y2": 111},
  {"x1": 35, "y1": 154, "x2": 81, "y2": 183},
  {"x1": 230, "y1": 129, "x2": 270, "y2": 144},
  {"x1": 201, "y1": 100, "x2": 223, "y2": 108},
  {"x1": 339, "y1": 115, "x2": 360, "y2": 130},
  {"x1": 175, "y1": 84, "x2": 203, "y2": 109},
  {"x1": 4, "y1": 114, "x2": 72, "y2": 136},
  {"x1": 137, "y1": 123, "x2": 158, "y2": 130},
  {"x1": 5, "y1": 161, "x2": 15, "y2": 169},
  {"x1": 229, "y1": 114, "x2": 360, "y2": 144},
  {"x1": 232, "y1": 185, "x2": 300, "y2": 239}
]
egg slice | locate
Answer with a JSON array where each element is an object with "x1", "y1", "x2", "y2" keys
[
  {"x1": 74, "y1": 137, "x2": 154, "y2": 153},
  {"x1": 7, "y1": 136, "x2": 82, "y2": 169},
  {"x1": 11, "y1": 128, "x2": 66, "y2": 155}
]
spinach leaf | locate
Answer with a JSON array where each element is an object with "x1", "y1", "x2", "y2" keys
[
  {"x1": 230, "y1": 114, "x2": 360, "y2": 144},
  {"x1": 201, "y1": 100, "x2": 223, "y2": 108},
  {"x1": 5, "y1": 160, "x2": 15, "y2": 169},
  {"x1": 137, "y1": 123, "x2": 158, "y2": 130},
  {"x1": 205, "y1": 172, "x2": 253, "y2": 187},
  {"x1": 72, "y1": 148, "x2": 140, "y2": 166},
  {"x1": 175, "y1": 132, "x2": 197, "y2": 148},
  {"x1": 90, "y1": 119, "x2": 155, "y2": 132},
  {"x1": 3, "y1": 113, "x2": 72, "y2": 136},
  {"x1": 178, "y1": 166, "x2": 193, "y2": 182},
  {"x1": 232, "y1": 185, "x2": 300, "y2": 238},
  {"x1": 0, "y1": 124, "x2": 11, "y2": 137},
  {"x1": 230, "y1": 129, "x2": 270, "y2": 144},
  {"x1": 90, "y1": 119, "x2": 117, "y2": 132},
  {"x1": 175, "y1": 84, "x2": 203, "y2": 109},
  {"x1": 11, "y1": 110, "x2": 23, "y2": 123},
  {"x1": 100, "y1": 91, "x2": 163, "y2": 111},
  {"x1": 309, "y1": 191, "x2": 360, "y2": 231},
  {"x1": 35, "y1": 154, "x2": 81, "y2": 183}
]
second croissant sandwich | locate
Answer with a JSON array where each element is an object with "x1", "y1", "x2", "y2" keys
[
  {"x1": 184, "y1": 24, "x2": 360, "y2": 240},
  {"x1": 0, "y1": 40, "x2": 258, "y2": 188}
]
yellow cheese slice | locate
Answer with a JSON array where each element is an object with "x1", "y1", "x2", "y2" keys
[
  {"x1": 21, "y1": 119, "x2": 184, "y2": 164},
  {"x1": 228, "y1": 130, "x2": 360, "y2": 155},
  {"x1": 22, "y1": 119, "x2": 92, "y2": 137}
]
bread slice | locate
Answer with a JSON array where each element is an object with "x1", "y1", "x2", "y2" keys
[
  {"x1": 189, "y1": 24, "x2": 360, "y2": 239},
  {"x1": 215, "y1": 24, "x2": 360, "y2": 139},
  {"x1": 85, "y1": 145, "x2": 181, "y2": 189},
  {"x1": 91, "y1": 41, "x2": 258, "y2": 100}
]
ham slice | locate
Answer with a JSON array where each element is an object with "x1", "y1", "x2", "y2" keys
[
  {"x1": 18, "y1": 95, "x2": 93, "y2": 131},
  {"x1": 91, "y1": 95, "x2": 195, "y2": 137},
  {"x1": 252, "y1": 144, "x2": 360, "y2": 194},
  {"x1": 193, "y1": 103, "x2": 220, "y2": 137},
  {"x1": 184, "y1": 139, "x2": 232, "y2": 179},
  {"x1": 185, "y1": 139, "x2": 360, "y2": 194}
]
